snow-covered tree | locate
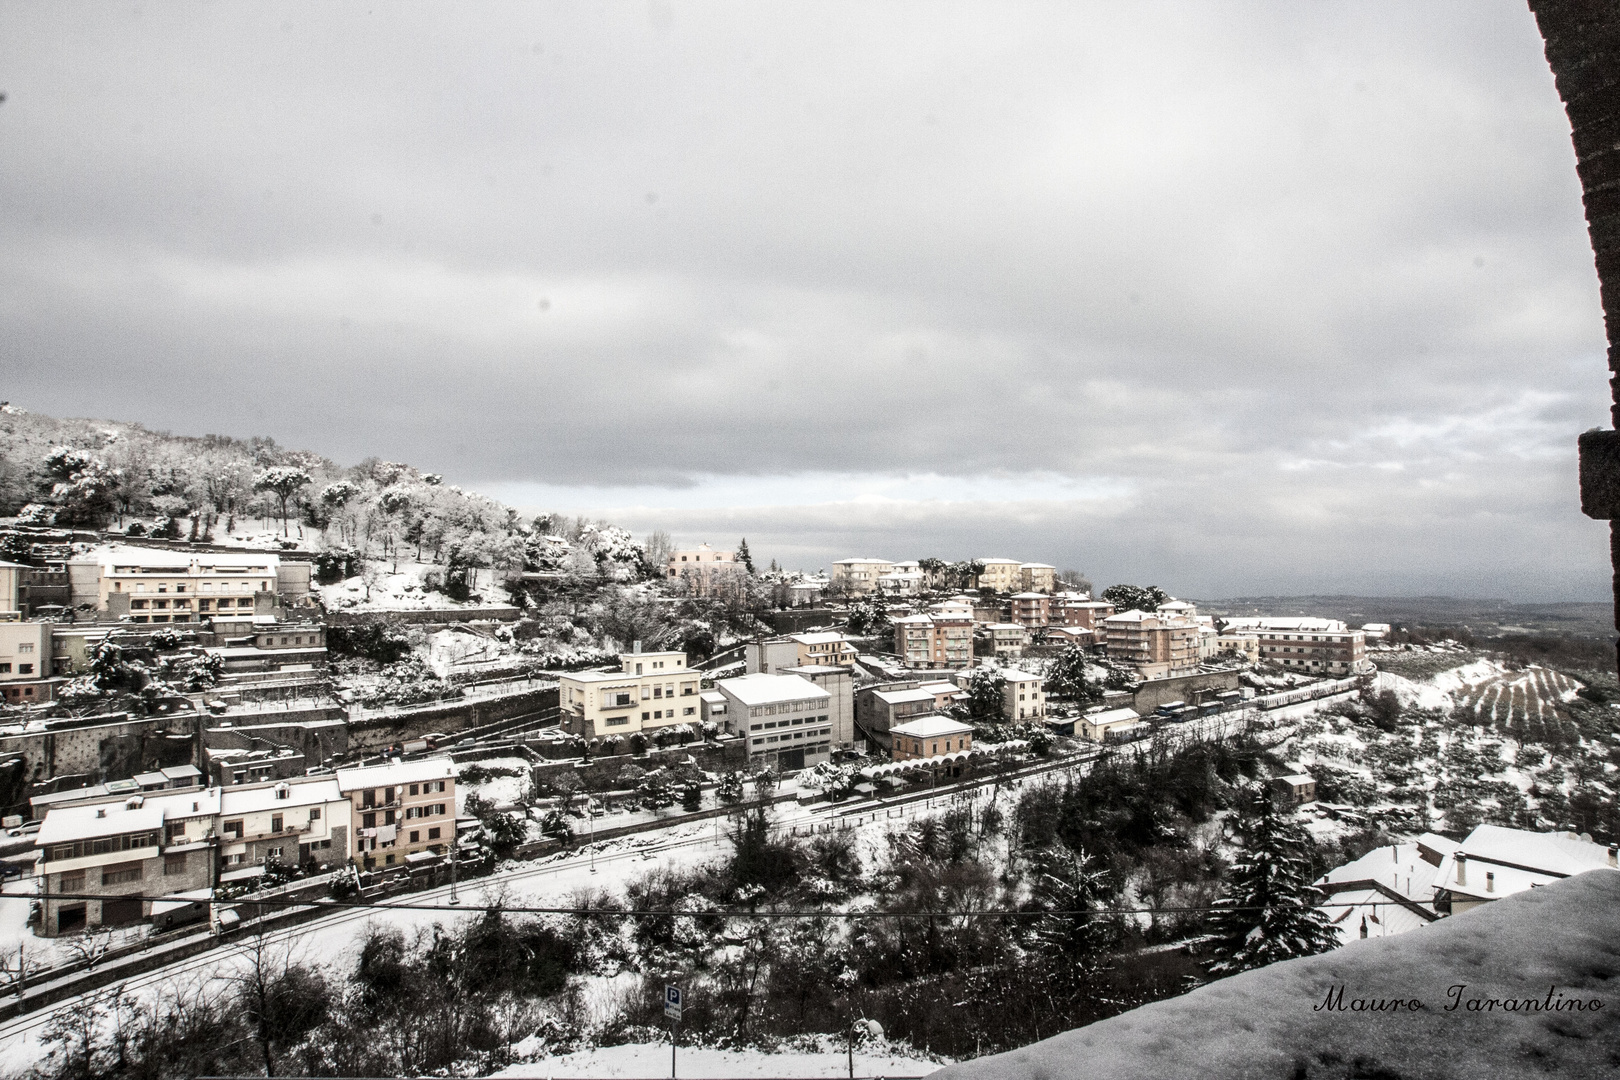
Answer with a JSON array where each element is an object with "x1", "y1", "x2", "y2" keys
[
  {"x1": 253, "y1": 466, "x2": 312, "y2": 536},
  {"x1": 1026, "y1": 845, "x2": 1117, "y2": 994},
  {"x1": 1207, "y1": 789, "x2": 1339, "y2": 976}
]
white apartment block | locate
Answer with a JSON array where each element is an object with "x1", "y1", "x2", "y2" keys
[
  {"x1": 718, "y1": 673, "x2": 835, "y2": 772},
  {"x1": 831, "y1": 558, "x2": 893, "y2": 594},
  {"x1": 558, "y1": 650, "x2": 703, "y2": 738}
]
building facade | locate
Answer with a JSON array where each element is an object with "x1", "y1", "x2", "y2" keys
[
  {"x1": 716, "y1": 673, "x2": 835, "y2": 772},
  {"x1": 830, "y1": 559, "x2": 893, "y2": 595},
  {"x1": 1008, "y1": 593, "x2": 1051, "y2": 628},
  {"x1": 1019, "y1": 564, "x2": 1057, "y2": 593},
  {"x1": 74, "y1": 548, "x2": 281, "y2": 624},
  {"x1": 558, "y1": 650, "x2": 703, "y2": 738},
  {"x1": 1101, "y1": 611, "x2": 1200, "y2": 679},
  {"x1": 889, "y1": 716, "x2": 973, "y2": 761},
  {"x1": 666, "y1": 543, "x2": 737, "y2": 594},
  {"x1": 1219, "y1": 618, "x2": 1368, "y2": 675},
  {"x1": 336, "y1": 759, "x2": 454, "y2": 870},
  {"x1": 974, "y1": 559, "x2": 1023, "y2": 593}
]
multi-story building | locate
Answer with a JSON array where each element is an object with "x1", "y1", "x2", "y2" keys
[
  {"x1": 1052, "y1": 596, "x2": 1115, "y2": 629},
  {"x1": 1218, "y1": 618, "x2": 1368, "y2": 675},
  {"x1": 1019, "y1": 564, "x2": 1057, "y2": 593},
  {"x1": 981, "y1": 623, "x2": 1029, "y2": 659},
  {"x1": 1215, "y1": 629, "x2": 1261, "y2": 663},
  {"x1": 0, "y1": 619, "x2": 53, "y2": 704},
  {"x1": 36, "y1": 798, "x2": 184, "y2": 936},
  {"x1": 1001, "y1": 668, "x2": 1047, "y2": 720},
  {"x1": 875, "y1": 568, "x2": 926, "y2": 595},
  {"x1": 72, "y1": 547, "x2": 281, "y2": 624},
  {"x1": 855, "y1": 683, "x2": 944, "y2": 751},
  {"x1": 747, "y1": 632, "x2": 859, "y2": 674},
  {"x1": 717, "y1": 673, "x2": 834, "y2": 772},
  {"x1": 889, "y1": 716, "x2": 973, "y2": 761},
  {"x1": 0, "y1": 559, "x2": 23, "y2": 613},
  {"x1": 974, "y1": 558, "x2": 1023, "y2": 593},
  {"x1": 892, "y1": 612, "x2": 973, "y2": 669},
  {"x1": 336, "y1": 759, "x2": 454, "y2": 870},
  {"x1": 1156, "y1": 599, "x2": 1197, "y2": 620},
  {"x1": 558, "y1": 650, "x2": 703, "y2": 738},
  {"x1": 830, "y1": 558, "x2": 893, "y2": 595},
  {"x1": 1008, "y1": 592, "x2": 1051, "y2": 628},
  {"x1": 1101, "y1": 611, "x2": 1200, "y2": 679},
  {"x1": 219, "y1": 777, "x2": 353, "y2": 870},
  {"x1": 665, "y1": 543, "x2": 737, "y2": 594},
  {"x1": 780, "y1": 664, "x2": 856, "y2": 748}
]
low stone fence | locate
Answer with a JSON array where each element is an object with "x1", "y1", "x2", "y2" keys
[
  {"x1": 529, "y1": 739, "x2": 749, "y2": 792},
  {"x1": 346, "y1": 687, "x2": 558, "y2": 753}
]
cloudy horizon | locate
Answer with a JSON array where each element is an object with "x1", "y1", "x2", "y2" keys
[{"x1": 1, "y1": 1, "x2": 1610, "y2": 601}]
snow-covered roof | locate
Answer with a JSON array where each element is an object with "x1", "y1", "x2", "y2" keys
[
  {"x1": 984, "y1": 623, "x2": 1026, "y2": 632},
  {"x1": 1221, "y1": 617, "x2": 1349, "y2": 633},
  {"x1": 1319, "y1": 842, "x2": 1440, "y2": 908},
  {"x1": 699, "y1": 690, "x2": 727, "y2": 704},
  {"x1": 1085, "y1": 707, "x2": 1141, "y2": 726},
  {"x1": 1102, "y1": 609, "x2": 1155, "y2": 623},
  {"x1": 1019, "y1": 563, "x2": 1056, "y2": 569},
  {"x1": 1276, "y1": 773, "x2": 1315, "y2": 786},
  {"x1": 220, "y1": 777, "x2": 342, "y2": 815},
  {"x1": 86, "y1": 546, "x2": 279, "y2": 571},
  {"x1": 1001, "y1": 668, "x2": 1042, "y2": 684},
  {"x1": 917, "y1": 680, "x2": 964, "y2": 696},
  {"x1": 1009, "y1": 592, "x2": 1048, "y2": 600},
  {"x1": 790, "y1": 631, "x2": 850, "y2": 646},
  {"x1": 1322, "y1": 887, "x2": 1435, "y2": 945},
  {"x1": 892, "y1": 614, "x2": 934, "y2": 625},
  {"x1": 890, "y1": 716, "x2": 974, "y2": 739},
  {"x1": 336, "y1": 757, "x2": 455, "y2": 793},
  {"x1": 1453, "y1": 824, "x2": 1620, "y2": 879},
  {"x1": 716, "y1": 673, "x2": 830, "y2": 706},
  {"x1": 782, "y1": 664, "x2": 853, "y2": 675},
  {"x1": 872, "y1": 687, "x2": 937, "y2": 706},
  {"x1": 37, "y1": 802, "x2": 164, "y2": 846}
]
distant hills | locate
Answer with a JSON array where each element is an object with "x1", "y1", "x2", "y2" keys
[{"x1": 1199, "y1": 595, "x2": 1613, "y2": 638}]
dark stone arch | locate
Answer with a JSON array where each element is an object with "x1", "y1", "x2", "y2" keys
[{"x1": 1528, "y1": 1, "x2": 1620, "y2": 670}]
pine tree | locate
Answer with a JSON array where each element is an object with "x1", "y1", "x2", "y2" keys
[
  {"x1": 681, "y1": 780, "x2": 703, "y2": 813},
  {"x1": 1207, "y1": 789, "x2": 1340, "y2": 976},
  {"x1": 717, "y1": 770, "x2": 745, "y2": 805},
  {"x1": 736, "y1": 537, "x2": 755, "y2": 574},
  {"x1": 1026, "y1": 845, "x2": 1117, "y2": 995}
]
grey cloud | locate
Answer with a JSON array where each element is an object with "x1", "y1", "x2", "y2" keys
[{"x1": 0, "y1": 1, "x2": 1609, "y2": 598}]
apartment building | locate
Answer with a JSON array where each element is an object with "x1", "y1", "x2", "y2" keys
[
  {"x1": 1002, "y1": 669, "x2": 1047, "y2": 720},
  {"x1": 72, "y1": 547, "x2": 280, "y2": 624},
  {"x1": 746, "y1": 632, "x2": 858, "y2": 674},
  {"x1": 1220, "y1": 618, "x2": 1368, "y2": 675},
  {"x1": 830, "y1": 558, "x2": 893, "y2": 595},
  {"x1": 0, "y1": 559, "x2": 22, "y2": 613},
  {"x1": 1008, "y1": 593, "x2": 1051, "y2": 628},
  {"x1": 36, "y1": 799, "x2": 179, "y2": 936},
  {"x1": 1052, "y1": 596, "x2": 1115, "y2": 629},
  {"x1": 855, "y1": 683, "x2": 943, "y2": 751},
  {"x1": 981, "y1": 623, "x2": 1029, "y2": 659},
  {"x1": 875, "y1": 568, "x2": 926, "y2": 595},
  {"x1": 336, "y1": 759, "x2": 455, "y2": 869},
  {"x1": 974, "y1": 558, "x2": 1023, "y2": 593},
  {"x1": 0, "y1": 619, "x2": 53, "y2": 704},
  {"x1": 889, "y1": 716, "x2": 973, "y2": 761},
  {"x1": 893, "y1": 614, "x2": 973, "y2": 669},
  {"x1": 1101, "y1": 610, "x2": 1200, "y2": 679},
  {"x1": 217, "y1": 777, "x2": 353, "y2": 870},
  {"x1": 1156, "y1": 600, "x2": 1197, "y2": 620},
  {"x1": 1019, "y1": 564, "x2": 1057, "y2": 593},
  {"x1": 717, "y1": 673, "x2": 834, "y2": 772},
  {"x1": 557, "y1": 650, "x2": 703, "y2": 738},
  {"x1": 666, "y1": 543, "x2": 737, "y2": 594}
]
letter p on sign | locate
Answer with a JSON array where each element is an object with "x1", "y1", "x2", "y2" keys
[{"x1": 665, "y1": 984, "x2": 683, "y2": 1021}]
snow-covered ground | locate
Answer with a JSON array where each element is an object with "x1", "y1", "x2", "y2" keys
[
  {"x1": 493, "y1": 1040, "x2": 942, "y2": 1078},
  {"x1": 316, "y1": 559, "x2": 519, "y2": 613},
  {"x1": 458, "y1": 756, "x2": 533, "y2": 811}
]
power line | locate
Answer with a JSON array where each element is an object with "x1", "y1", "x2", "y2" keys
[{"x1": 14, "y1": 891, "x2": 1426, "y2": 919}]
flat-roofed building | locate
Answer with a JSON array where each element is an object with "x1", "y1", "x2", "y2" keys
[
  {"x1": 717, "y1": 673, "x2": 834, "y2": 772},
  {"x1": 1052, "y1": 596, "x2": 1115, "y2": 629},
  {"x1": 1001, "y1": 668, "x2": 1047, "y2": 720},
  {"x1": 982, "y1": 623, "x2": 1029, "y2": 659},
  {"x1": 1079, "y1": 707, "x2": 1145, "y2": 743},
  {"x1": 1009, "y1": 593, "x2": 1051, "y2": 628},
  {"x1": 0, "y1": 619, "x2": 53, "y2": 704},
  {"x1": 780, "y1": 664, "x2": 856, "y2": 748},
  {"x1": 558, "y1": 650, "x2": 702, "y2": 738},
  {"x1": 974, "y1": 558, "x2": 1023, "y2": 593},
  {"x1": 889, "y1": 716, "x2": 973, "y2": 761},
  {"x1": 666, "y1": 543, "x2": 737, "y2": 595},
  {"x1": 1019, "y1": 564, "x2": 1057, "y2": 593},
  {"x1": 855, "y1": 683, "x2": 937, "y2": 751},
  {"x1": 72, "y1": 547, "x2": 281, "y2": 624},
  {"x1": 1219, "y1": 618, "x2": 1368, "y2": 675},
  {"x1": 830, "y1": 558, "x2": 893, "y2": 595},
  {"x1": 336, "y1": 758, "x2": 455, "y2": 870},
  {"x1": 1102, "y1": 610, "x2": 1200, "y2": 679}
]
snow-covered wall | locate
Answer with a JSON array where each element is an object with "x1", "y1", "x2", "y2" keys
[{"x1": 935, "y1": 870, "x2": 1620, "y2": 1080}]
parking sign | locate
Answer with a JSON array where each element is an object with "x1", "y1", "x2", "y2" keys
[{"x1": 664, "y1": 984, "x2": 683, "y2": 1020}]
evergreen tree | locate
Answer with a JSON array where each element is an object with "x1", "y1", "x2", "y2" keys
[
  {"x1": 681, "y1": 780, "x2": 703, "y2": 812},
  {"x1": 1026, "y1": 845, "x2": 1117, "y2": 997},
  {"x1": 1207, "y1": 789, "x2": 1339, "y2": 976},
  {"x1": 1100, "y1": 584, "x2": 1169, "y2": 614},
  {"x1": 717, "y1": 770, "x2": 746, "y2": 805},
  {"x1": 1047, "y1": 643, "x2": 1098, "y2": 702},
  {"x1": 736, "y1": 537, "x2": 756, "y2": 574}
]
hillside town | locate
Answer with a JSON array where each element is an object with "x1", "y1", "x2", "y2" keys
[{"x1": 0, "y1": 409, "x2": 1615, "y2": 1077}]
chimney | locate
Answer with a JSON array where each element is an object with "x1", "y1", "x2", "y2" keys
[
  {"x1": 1456, "y1": 853, "x2": 1467, "y2": 886},
  {"x1": 1485, "y1": 871, "x2": 1495, "y2": 894},
  {"x1": 633, "y1": 639, "x2": 642, "y2": 654}
]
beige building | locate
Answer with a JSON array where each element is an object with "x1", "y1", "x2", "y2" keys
[
  {"x1": 219, "y1": 777, "x2": 353, "y2": 871},
  {"x1": 74, "y1": 547, "x2": 280, "y2": 624},
  {"x1": 830, "y1": 558, "x2": 893, "y2": 594},
  {"x1": 558, "y1": 650, "x2": 702, "y2": 738},
  {"x1": 974, "y1": 558, "x2": 1023, "y2": 593},
  {"x1": 1019, "y1": 563, "x2": 1057, "y2": 593},
  {"x1": 0, "y1": 559, "x2": 23, "y2": 613},
  {"x1": 336, "y1": 758, "x2": 454, "y2": 870},
  {"x1": 1079, "y1": 707, "x2": 1146, "y2": 743},
  {"x1": 889, "y1": 716, "x2": 973, "y2": 761},
  {"x1": 747, "y1": 632, "x2": 859, "y2": 673},
  {"x1": 982, "y1": 623, "x2": 1029, "y2": 659},
  {"x1": 1215, "y1": 629, "x2": 1261, "y2": 664},
  {"x1": 1102, "y1": 610, "x2": 1201, "y2": 679},
  {"x1": 666, "y1": 543, "x2": 737, "y2": 594},
  {"x1": 0, "y1": 620, "x2": 51, "y2": 704},
  {"x1": 1001, "y1": 668, "x2": 1047, "y2": 721},
  {"x1": 893, "y1": 611, "x2": 973, "y2": 669}
]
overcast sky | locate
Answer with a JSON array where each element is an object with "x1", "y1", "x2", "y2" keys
[{"x1": 0, "y1": 1, "x2": 1609, "y2": 601}]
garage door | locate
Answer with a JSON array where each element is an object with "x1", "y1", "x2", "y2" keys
[{"x1": 101, "y1": 897, "x2": 144, "y2": 927}]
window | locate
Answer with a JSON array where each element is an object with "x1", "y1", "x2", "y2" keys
[
  {"x1": 17, "y1": 643, "x2": 33, "y2": 654},
  {"x1": 409, "y1": 830, "x2": 420, "y2": 843},
  {"x1": 164, "y1": 853, "x2": 187, "y2": 875},
  {"x1": 17, "y1": 665, "x2": 31, "y2": 675},
  {"x1": 428, "y1": 827, "x2": 441, "y2": 840},
  {"x1": 270, "y1": 814, "x2": 283, "y2": 833},
  {"x1": 362, "y1": 812, "x2": 376, "y2": 829},
  {"x1": 642, "y1": 711, "x2": 651, "y2": 721},
  {"x1": 310, "y1": 807, "x2": 320, "y2": 821},
  {"x1": 102, "y1": 863, "x2": 143, "y2": 886},
  {"x1": 606, "y1": 716, "x2": 629, "y2": 727},
  {"x1": 384, "y1": 809, "x2": 396, "y2": 825},
  {"x1": 0, "y1": 664, "x2": 8, "y2": 673},
  {"x1": 683, "y1": 707, "x2": 695, "y2": 716},
  {"x1": 198, "y1": 600, "x2": 211, "y2": 611},
  {"x1": 409, "y1": 784, "x2": 419, "y2": 796},
  {"x1": 223, "y1": 820, "x2": 243, "y2": 838},
  {"x1": 58, "y1": 870, "x2": 85, "y2": 892}
]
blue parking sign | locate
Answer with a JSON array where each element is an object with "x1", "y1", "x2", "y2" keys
[{"x1": 664, "y1": 984, "x2": 683, "y2": 1020}]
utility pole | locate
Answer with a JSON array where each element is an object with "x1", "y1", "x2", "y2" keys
[{"x1": 448, "y1": 825, "x2": 459, "y2": 905}]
